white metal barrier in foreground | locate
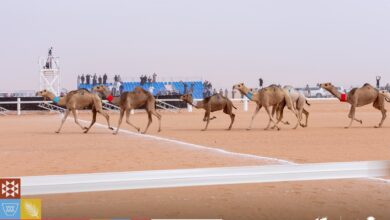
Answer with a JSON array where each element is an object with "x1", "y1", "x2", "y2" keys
[{"x1": 20, "y1": 160, "x2": 390, "y2": 196}]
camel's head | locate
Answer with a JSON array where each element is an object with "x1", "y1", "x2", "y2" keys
[
  {"x1": 92, "y1": 85, "x2": 108, "y2": 93},
  {"x1": 232, "y1": 83, "x2": 245, "y2": 90},
  {"x1": 180, "y1": 94, "x2": 193, "y2": 103},
  {"x1": 319, "y1": 82, "x2": 333, "y2": 89},
  {"x1": 36, "y1": 89, "x2": 51, "y2": 97}
]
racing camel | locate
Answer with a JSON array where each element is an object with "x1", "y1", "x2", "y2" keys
[
  {"x1": 233, "y1": 83, "x2": 298, "y2": 130},
  {"x1": 36, "y1": 89, "x2": 113, "y2": 133},
  {"x1": 93, "y1": 85, "x2": 161, "y2": 134},
  {"x1": 180, "y1": 93, "x2": 236, "y2": 131},
  {"x1": 320, "y1": 83, "x2": 389, "y2": 128}
]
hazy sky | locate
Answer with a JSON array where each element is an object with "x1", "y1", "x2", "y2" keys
[{"x1": 1, "y1": 0, "x2": 389, "y2": 91}]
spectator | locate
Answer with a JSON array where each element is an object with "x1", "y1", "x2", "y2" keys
[
  {"x1": 152, "y1": 73, "x2": 157, "y2": 82},
  {"x1": 117, "y1": 75, "x2": 122, "y2": 82},
  {"x1": 232, "y1": 89, "x2": 236, "y2": 99},
  {"x1": 119, "y1": 83, "x2": 124, "y2": 95},
  {"x1": 98, "y1": 75, "x2": 103, "y2": 85},
  {"x1": 190, "y1": 83, "x2": 195, "y2": 94},
  {"x1": 103, "y1": 73, "x2": 108, "y2": 84},
  {"x1": 77, "y1": 75, "x2": 81, "y2": 87},
  {"x1": 81, "y1": 74, "x2": 85, "y2": 84},
  {"x1": 213, "y1": 88, "x2": 217, "y2": 95},
  {"x1": 385, "y1": 83, "x2": 390, "y2": 92},
  {"x1": 148, "y1": 76, "x2": 152, "y2": 83},
  {"x1": 259, "y1": 78, "x2": 263, "y2": 88},
  {"x1": 219, "y1": 88, "x2": 223, "y2": 95},
  {"x1": 114, "y1": 75, "x2": 118, "y2": 82},
  {"x1": 86, "y1": 74, "x2": 91, "y2": 85},
  {"x1": 92, "y1": 74, "x2": 97, "y2": 85},
  {"x1": 225, "y1": 88, "x2": 228, "y2": 97},
  {"x1": 183, "y1": 82, "x2": 188, "y2": 94}
]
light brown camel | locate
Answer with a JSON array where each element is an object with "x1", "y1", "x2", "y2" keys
[
  {"x1": 180, "y1": 93, "x2": 236, "y2": 131},
  {"x1": 320, "y1": 83, "x2": 388, "y2": 128},
  {"x1": 93, "y1": 85, "x2": 161, "y2": 134},
  {"x1": 274, "y1": 85, "x2": 310, "y2": 128},
  {"x1": 233, "y1": 83, "x2": 298, "y2": 130},
  {"x1": 36, "y1": 89, "x2": 113, "y2": 133}
]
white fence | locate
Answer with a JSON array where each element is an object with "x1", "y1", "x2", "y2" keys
[
  {"x1": 0, "y1": 98, "x2": 338, "y2": 115},
  {"x1": 21, "y1": 160, "x2": 390, "y2": 195}
]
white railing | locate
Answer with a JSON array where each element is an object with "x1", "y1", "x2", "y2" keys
[
  {"x1": 20, "y1": 160, "x2": 390, "y2": 195},
  {"x1": 0, "y1": 97, "x2": 338, "y2": 115}
]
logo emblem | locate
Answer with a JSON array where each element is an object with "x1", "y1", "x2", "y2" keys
[
  {"x1": 0, "y1": 199, "x2": 21, "y2": 219},
  {"x1": 21, "y1": 199, "x2": 41, "y2": 219},
  {"x1": 0, "y1": 179, "x2": 21, "y2": 199}
]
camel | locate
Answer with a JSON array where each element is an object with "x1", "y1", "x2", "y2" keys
[
  {"x1": 233, "y1": 83, "x2": 298, "y2": 130},
  {"x1": 93, "y1": 85, "x2": 161, "y2": 134},
  {"x1": 275, "y1": 86, "x2": 310, "y2": 127},
  {"x1": 320, "y1": 83, "x2": 388, "y2": 128},
  {"x1": 180, "y1": 93, "x2": 236, "y2": 131},
  {"x1": 36, "y1": 89, "x2": 113, "y2": 133}
]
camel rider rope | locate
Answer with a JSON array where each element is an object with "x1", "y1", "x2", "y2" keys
[
  {"x1": 340, "y1": 93, "x2": 348, "y2": 102},
  {"x1": 53, "y1": 96, "x2": 60, "y2": 104},
  {"x1": 107, "y1": 95, "x2": 114, "y2": 103},
  {"x1": 245, "y1": 92, "x2": 253, "y2": 100}
]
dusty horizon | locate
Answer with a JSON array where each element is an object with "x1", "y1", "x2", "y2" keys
[{"x1": 0, "y1": 0, "x2": 389, "y2": 92}]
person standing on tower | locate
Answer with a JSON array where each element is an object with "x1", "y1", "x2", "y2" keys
[
  {"x1": 81, "y1": 74, "x2": 85, "y2": 85},
  {"x1": 259, "y1": 78, "x2": 264, "y2": 88},
  {"x1": 103, "y1": 73, "x2": 108, "y2": 84}
]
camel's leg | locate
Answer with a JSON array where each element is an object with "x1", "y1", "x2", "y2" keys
[
  {"x1": 301, "y1": 108, "x2": 309, "y2": 127},
  {"x1": 373, "y1": 100, "x2": 387, "y2": 128},
  {"x1": 224, "y1": 105, "x2": 235, "y2": 130},
  {"x1": 71, "y1": 109, "x2": 88, "y2": 131},
  {"x1": 247, "y1": 104, "x2": 262, "y2": 130},
  {"x1": 150, "y1": 109, "x2": 162, "y2": 132},
  {"x1": 346, "y1": 105, "x2": 359, "y2": 129},
  {"x1": 264, "y1": 106, "x2": 279, "y2": 130},
  {"x1": 277, "y1": 104, "x2": 289, "y2": 125},
  {"x1": 142, "y1": 111, "x2": 153, "y2": 134},
  {"x1": 84, "y1": 109, "x2": 97, "y2": 134},
  {"x1": 293, "y1": 108, "x2": 303, "y2": 129},
  {"x1": 114, "y1": 109, "x2": 125, "y2": 135},
  {"x1": 55, "y1": 110, "x2": 70, "y2": 133},
  {"x1": 125, "y1": 109, "x2": 140, "y2": 132},
  {"x1": 202, "y1": 108, "x2": 212, "y2": 131},
  {"x1": 97, "y1": 109, "x2": 114, "y2": 130}
]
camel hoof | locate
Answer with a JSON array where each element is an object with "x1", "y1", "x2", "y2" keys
[
  {"x1": 158, "y1": 129, "x2": 161, "y2": 132},
  {"x1": 109, "y1": 127, "x2": 114, "y2": 130},
  {"x1": 374, "y1": 125, "x2": 381, "y2": 128},
  {"x1": 246, "y1": 128, "x2": 251, "y2": 131},
  {"x1": 83, "y1": 130, "x2": 89, "y2": 134},
  {"x1": 55, "y1": 131, "x2": 60, "y2": 134},
  {"x1": 201, "y1": 129, "x2": 207, "y2": 131},
  {"x1": 359, "y1": 121, "x2": 363, "y2": 124},
  {"x1": 344, "y1": 127, "x2": 350, "y2": 129}
]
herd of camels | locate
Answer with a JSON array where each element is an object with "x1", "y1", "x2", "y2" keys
[{"x1": 36, "y1": 82, "x2": 390, "y2": 134}]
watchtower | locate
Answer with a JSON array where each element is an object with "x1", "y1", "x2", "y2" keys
[{"x1": 39, "y1": 47, "x2": 61, "y2": 96}]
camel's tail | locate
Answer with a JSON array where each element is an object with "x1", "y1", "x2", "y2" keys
[{"x1": 306, "y1": 100, "x2": 311, "y2": 106}]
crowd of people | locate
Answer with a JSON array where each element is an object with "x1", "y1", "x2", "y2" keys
[
  {"x1": 77, "y1": 73, "x2": 123, "y2": 86},
  {"x1": 140, "y1": 73, "x2": 157, "y2": 85}
]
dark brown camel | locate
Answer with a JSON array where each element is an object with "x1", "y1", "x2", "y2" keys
[{"x1": 180, "y1": 93, "x2": 236, "y2": 131}]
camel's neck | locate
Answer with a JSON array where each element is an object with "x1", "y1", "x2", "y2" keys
[
  {"x1": 237, "y1": 87, "x2": 255, "y2": 101},
  {"x1": 324, "y1": 86, "x2": 342, "y2": 100},
  {"x1": 45, "y1": 93, "x2": 66, "y2": 106},
  {"x1": 184, "y1": 99, "x2": 204, "y2": 109},
  {"x1": 101, "y1": 90, "x2": 121, "y2": 105}
]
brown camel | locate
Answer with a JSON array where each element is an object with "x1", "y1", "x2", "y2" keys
[
  {"x1": 180, "y1": 93, "x2": 236, "y2": 131},
  {"x1": 93, "y1": 85, "x2": 161, "y2": 134},
  {"x1": 320, "y1": 83, "x2": 388, "y2": 128},
  {"x1": 36, "y1": 89, "x2": 113, "y2": 133},
  {"x1": 233, "y1": 83, "x2": 298, "y2": 130}
]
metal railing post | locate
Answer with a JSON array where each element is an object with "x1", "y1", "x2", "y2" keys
[
  {"x1": 187, "y1": 103, "x2": 193, "y2": 112},
  {"x1": 243, "y1": 97, "x2": 248, "y2": 112},
  {"x1": 17, "y1": 98, "x2": 21, "y2": 115}
]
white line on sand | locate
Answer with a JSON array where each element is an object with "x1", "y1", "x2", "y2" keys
[
  {"x1": 72, "y1": 117, "x2": 390, "y2": 184},
  {"x1": 76, "y1": 118, "x2": 294, "y2": 165},
  {"x1": 21, "y1": 160, "x2": 390, "y2": 195}
]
